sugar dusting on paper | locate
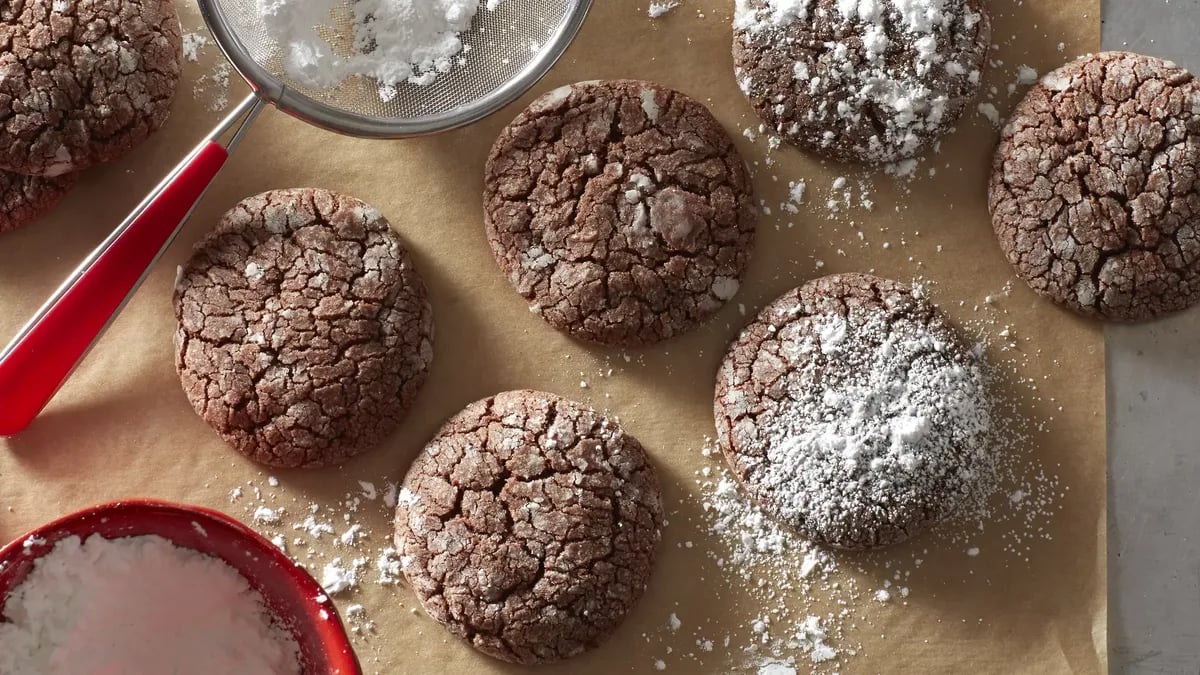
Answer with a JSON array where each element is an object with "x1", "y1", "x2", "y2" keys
[
  {"x1": 183, "y1": 29, "x2": 233, "y2": 112},
  {"x1": 229, "y1": 475, "x2": 408, "y2": 647}
]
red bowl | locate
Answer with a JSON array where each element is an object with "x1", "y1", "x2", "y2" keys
[{"x1": 0, "y1": 499, "x2": 361, "y2": 674}]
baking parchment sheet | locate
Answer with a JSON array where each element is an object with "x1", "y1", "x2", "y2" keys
[{"x1": 0, "y1": 0, "x2": 1103, "y2": 672}]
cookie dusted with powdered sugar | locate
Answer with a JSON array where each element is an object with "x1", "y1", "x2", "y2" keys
[
  {"x1": 732, "y1": 0, "x2": 991, "y2": 163},
  {"x1": 990, "y1": 51, "x2": 1200, "y2": 321},
  {"x1": 395, "y1": 390, "x2": 663, "y2": 664},
  {"x1": 174, "y1": 188, "x2": 434, "y2": 468},
  {"x1": 714, "y1": 274, "x2": 994, "y2": 550},
  {"x1": 484, "y1": 80, "x2": 757, "y2": 347},
  {"x1": 0, "y1": 0, "x2": 182, "y2": 176}
]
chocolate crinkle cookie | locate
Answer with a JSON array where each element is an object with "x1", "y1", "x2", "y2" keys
[
  {"x1": 395, "y1": 390, "x2": 663, "y2": 664},
  {"x1": 0, "y1": 168, "x2": 74, "y2": 233},
  {"x1": 990, "y1": 51, "x2": 1200, "y2": 321},
  {"x1": 174, "y1": 188, "x2": 434, "y2": 469},
  {"x1": 484, "y1": 79, "x2": 757, "y2": 347},
  {"x1": 714, "y1": 273, "x2": 994, "y2": 550},
  {"x1": 0, "y1": 0, "x2": 182, "y2": 176},
  {"x1": 732, "y1": 0, "x2": 991, "y2": 163}
]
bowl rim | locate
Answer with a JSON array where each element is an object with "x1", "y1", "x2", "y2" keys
[{"x1": 0, "y1": 498, "x2": 362, "y2": 675}]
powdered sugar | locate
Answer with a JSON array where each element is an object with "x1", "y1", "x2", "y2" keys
[
  {"x1": 258, "y1": 0, "x2": 498, "y2": 96},
  {"x1": 978, "y1": 101, "x2": 1001, "y2": 126},
  {"x1": 181, "y1": 32, "x2": 208, "y2": 62},
  {"x1": 0, "y1": 535, "x2": 300, "y2": 673},
  {"x1": 321, "y1": 557, "x2": 366, "y2": 594},
  {"x1": 719, "y1": 280, "x2": 995, "y2": 549},
  {"x1": 648, "y1": 0, "x2": 681, "y2": 17},
  {"x1": 712, "y1": 277, "x2": 742, "y2": 301},
  {"x1": 758, "y1": 661, "x2": 799, "y2": 674},
  {"x1": 180, "y1": 29, "x2": 235, "y2": 113},
  {"x1": 735, "y1": 0, "x2": 813, "y2": 31},
  {"x1": 193, "y1": 62, "x2": 232, "y2": 112},
  {"x1": 228, "y1": 475, "x2": 408, "y2": 645},
  {"x1": 693, "y1": 448, "x2": 851, "y2": 668},
  {"x1": 253, "y1": 505, "x2": 283, "y2": 524}
]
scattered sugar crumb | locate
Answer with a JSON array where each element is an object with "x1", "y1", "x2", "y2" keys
[
  {"x1": 252, "y1": 506, "x2": 282, "y2": 525},
  {"x1": 978, "y1": 102, "x2": 1001, "y2": 126},
  {"x1": 181, "y1": 32, "x2": 208, "y2": 62},
  {"x1": 648, "y1": 1, "x2": 680, "y2": 17}
]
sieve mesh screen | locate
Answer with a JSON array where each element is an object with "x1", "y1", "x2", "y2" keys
[{"x1": 206, "y1": 0, "x2": 584, "y2": 132}]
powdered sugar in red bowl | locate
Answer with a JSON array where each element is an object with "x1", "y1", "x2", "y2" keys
[{"x1": 0, "y1": 499, "x2": 360, "y2": 674}]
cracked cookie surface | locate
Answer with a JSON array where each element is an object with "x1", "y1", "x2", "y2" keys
[
  {"x1": 0, "y1": 0, "x2": 182, "y2": 176},
  {"x1": 395, "y1": 390, "x2": 663, "y2": 664},
  {"x1": 0, "y1": 168, "x2": 74, "y2": 233},
  {"x1": 714, "y1": 274, "x2": 993, "y2": 550},
  {"x1": 732, "y1": 0, "x2": 990, "y2": 163},
  {"x1": 174, "y1": 188, "x2": 434, "y2": 469},
  {"x1": 484, "y1": 80, "x2": 756, "y2": 347},
  {"x1": 990, "y1": 51, "x2": 1200, "y2": 321}
]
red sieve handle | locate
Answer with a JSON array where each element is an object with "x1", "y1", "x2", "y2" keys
[{"x1": 0, "y1": 142, "x2": 230, "y2": 436}]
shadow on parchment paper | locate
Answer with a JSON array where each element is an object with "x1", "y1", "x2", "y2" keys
[
  {"x1": 337, "y1": 249, "x2": 509, "y2": 477},
  {"x1": 0, "y1": 92, "x2": 210, "y2": 287},
  {"x1": 0, "y1": 203, "x2": 500, "y2": 490},
  {"x1": 3, "y1": 374, "x2": 191, "y2": 477},
  {"x1": 0, "y1": 172, "x2": 130, "y2": 288}
]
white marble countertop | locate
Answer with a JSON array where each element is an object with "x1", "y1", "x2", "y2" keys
[{"x1": 1105, "y1": 1, "x2": 1200, "y2": 672}]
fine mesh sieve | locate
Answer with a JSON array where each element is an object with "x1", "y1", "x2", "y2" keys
[
  {"x1": 199, "y1": 0, "x2": 592, "y2": 137},
  {"x1": 0, "y1": 1, "x2": 593, "y2": 435}
]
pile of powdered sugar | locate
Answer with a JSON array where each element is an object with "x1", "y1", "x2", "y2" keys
[
  {"x1": 258, "y1": 0, "x2": 497, "y2": 97},
  {"x1": 0, "y1": 534, "x2": 300, "y2": 674}
]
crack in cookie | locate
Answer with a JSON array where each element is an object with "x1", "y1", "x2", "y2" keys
[
  {"x1": 174, "y1": 188, "x2": 434, "y2": 468},
  {"x1": 395, "y1": 390, "x2": 663, "y2": 664}
]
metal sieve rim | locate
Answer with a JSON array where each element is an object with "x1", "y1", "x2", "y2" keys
[{"x1": 196, "y1": 0, "x2": 593, "y2": 139}]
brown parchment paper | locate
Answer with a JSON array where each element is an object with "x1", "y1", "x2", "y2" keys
[{"x1": 0, "y1": 0, "x2": 1104, "y2": 672}]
